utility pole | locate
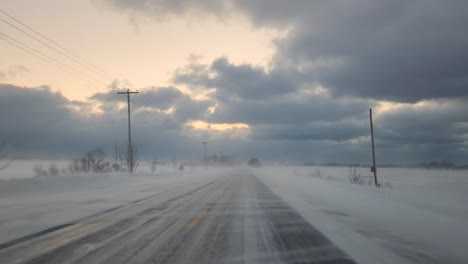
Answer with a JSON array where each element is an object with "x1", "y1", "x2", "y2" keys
[
  {"x1": 117, "y1": 89, "x2": 139, "y2": 173},
  {"x1": 201, "y1": 141, "x2": 208, "y2": 167},
  {"x1": 369, "y1": 108, "x2": 379, "y2": 187}
]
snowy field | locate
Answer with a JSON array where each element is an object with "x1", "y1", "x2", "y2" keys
[
  {"x1": 258, "y1": 166, "x2": 468, "y2": 264},
  {"x1": 0, "y1": 161, "x2": 467, "y2": 263}
]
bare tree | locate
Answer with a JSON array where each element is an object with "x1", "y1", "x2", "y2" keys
[
  {"x1": 110, "y1": 143, "x2": 139, "y2": 173},
  {"x1": 33, "y1": 165, "x2": 48, "y2": 177},
  {"x1": 112, "y1": 144, "x2": 125, "y2": 172},
  {"x1": 48, "y1": 163, "x2": 59, "y2": 176},
  {"x1": 123, "y1": 144, "x2": 139, "y2": 173},
  {"x1": 69, "y1": 148, "x2": 112, "y2": 174},
  {"x1": 347, "y1": 166, "x2": 371, "y2": 185},
  {"x1": 85, "y1": 148, "x2": 110, "y2": 172}
]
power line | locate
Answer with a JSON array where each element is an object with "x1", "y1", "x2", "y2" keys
[
  {"x1": 0, "y1": 35, "x2": 103, "y2": 90},
  {"x1": 0, "y1": 9, "x2": 116, "y2": 81},
  {"x1": 0, "y1": 14, "x2": 114, "y2": 84},
  {"x1": 0, "y1": 31, "x2": 108, "y2": 87},
  {"x1": 1, "y1": 29, "x2": 179, "y2": 144},
  {"x1": 0, "y1": 10, "x2": 169, "y2": 117},
  {"x1": 131, "y1": 98, "x2": 175, "y2": 127},
  {"x1": 0, "y1": 9, "x2": 176, "y2": 130},
  {"x1": 1, "y1": 30, "x2": 173, "y2": 128}
]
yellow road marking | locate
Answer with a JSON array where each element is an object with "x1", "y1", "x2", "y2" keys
[{"x1": 188, "y1": 210, "x2": 206, "y2": 231}]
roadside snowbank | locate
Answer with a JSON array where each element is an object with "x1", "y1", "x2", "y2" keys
[{"x1": 257, "y1": 166, "x2": 468, "y2": 264}]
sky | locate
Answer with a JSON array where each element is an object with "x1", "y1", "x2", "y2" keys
[{"x1": 0, "y1": 0, "x2": 467, "y2": 164}]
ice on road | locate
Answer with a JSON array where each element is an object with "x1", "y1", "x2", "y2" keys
[{"x1": 0, "y1": 169, "x2": 355, "y2": 263}]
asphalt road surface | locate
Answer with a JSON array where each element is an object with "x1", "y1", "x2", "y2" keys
[{"x1": 0, "y1": 172, "x2": 357, "y2": 264}]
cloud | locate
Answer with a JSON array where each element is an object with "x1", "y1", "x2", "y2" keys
[
  {"x1": 172, "y1": 58, "x2": 468, "y2": 162},
  {"x1": 0, "y1": 65, "x2": 30, "y2": 81},
  {"x1": 0, "y1": 84, "x2": 94, "y2": 155},
  {"x1": 208, "y1": 90, "x2": 373, "y2": 126},
  {"x1": 5, "y1": 1, "x2": 468, "y2": 163},
  {"x1": 376, "y1": 99, "x2": 468, "y2": 146},
  {"x1": 174, "y1": 58, "x2": 374, "y2": 125},
  {"x1": 2, "y1": 81, "x2": 467, "y2": 162},
  {"x1": 98, "y1": 0, "x2": 228, "y2": 21},
  {"x1": 174, "y1": 55, "x2": 468, "y2": 162},
  {"x1": 252, "y1": 120, "x2": 368, "y2": 142},
  {"x1": 174, "y1": 57, "x2": 304, "y2": 101},
  {"x1": 0, "y1": 84, "x2": 214, "y2": 159},
  {"x1": 91, "y1": 86, "x2": 215, "y2": 122},
  {"x1": 267, "y1": 1, "x2": 468, "y2": 102},
  {"x1": 105, "y1": 0, "x2": 468, "y2": 103},
  {"x1": 252, "y1": 1, "x2": 468, "y2": 102}
]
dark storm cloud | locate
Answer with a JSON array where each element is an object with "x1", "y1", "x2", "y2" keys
[
  {"x1": 0, "y1": 84, "x2": 94, "y2": 155},
  {"x1": 2, "y1": 83, "x2": 467, "y2": 162},
  {"x1": 0, "y1": 84, "x2": 213, "y2": 158},
  {"x1": 106, "y1": 0, "x2": 468, "y2": 102},
  {"x1": 174, "y1": 58, "x2": 374, "y2": 125},
  {"x1": 252, "y1": 121, "x2": 367, "y2": 142},
  {"x1": 101, "y1": 0, "x2": 468, "y2": 161},
  {"x1": 91, "y1": 86, "x2": 215, "y2": 122},
  {"x1": 208, "y1": 91, "x2": 373, "y2": 126},
  {"x1": 270, "y1": 1, "x2": 468, "y2": 102},
  {"x1": 171, "y1": 56, "x2": 467, "y2": 161},
  {"x1": 7, "y1": 1, "x2": 468, "y2": 162},
  {"x1": 174, "y1": 57, "x2": 303, "y2": 101},
  {"x1": 376, "y1": 99, "x2": 468, "y2": 146},
  {"x1": 237, "y1": 0, "x2": 468, "y2": 102}
]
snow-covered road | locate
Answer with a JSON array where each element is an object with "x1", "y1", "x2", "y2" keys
[
  {"x1": 1, "y1": 165, "x2": 467, "y2": 263},
  {"x1": 0, "y1": 169, "x2": 356, "y2": 263}
]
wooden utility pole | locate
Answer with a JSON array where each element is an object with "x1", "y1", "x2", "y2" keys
[
  {"x1": 117, "y1": 89, "x2": 139, "y2": 172},
  {"x1": 369, "y1": 108, "x2": 379, "y2": 187},
  {"x1": 201, "y1": 141, "x2": 208, "y2": 167}
]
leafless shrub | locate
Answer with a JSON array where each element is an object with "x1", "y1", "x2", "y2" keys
[
  {"x1": 68, "y1": 159, "x2": 81, "y2": 175},
  {"x1": 48, "y1": 163, "x2": 59, "y2": 176},
  {"x1": 122, "y1": 144, "x2": 139, "y2": 173},
  {"x1": 309, "y1": 168, "x2": 322, "y2": 179},
  {"x1": 33, "y1": 165, "x2": 48, "y2": 177},
  {"x1": 112, "y1": 144, "x2": 126, "y2": 172},
  {"x1": 69, "y1": 148, "x2": 112, "y2": 174},
  {"x1": 85, "y1": 148, "x2": 111, "y2": 173},
  {"x1": 347, "y1": 166, "x2": 371, "y2": 185},
  {"x1": 109, "y1": 144, "x2": 140, "y2": 173}
]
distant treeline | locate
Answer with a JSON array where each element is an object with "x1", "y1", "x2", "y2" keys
[{"x1": 303, "y1": 161, "x2": 468, "y2": 170}]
